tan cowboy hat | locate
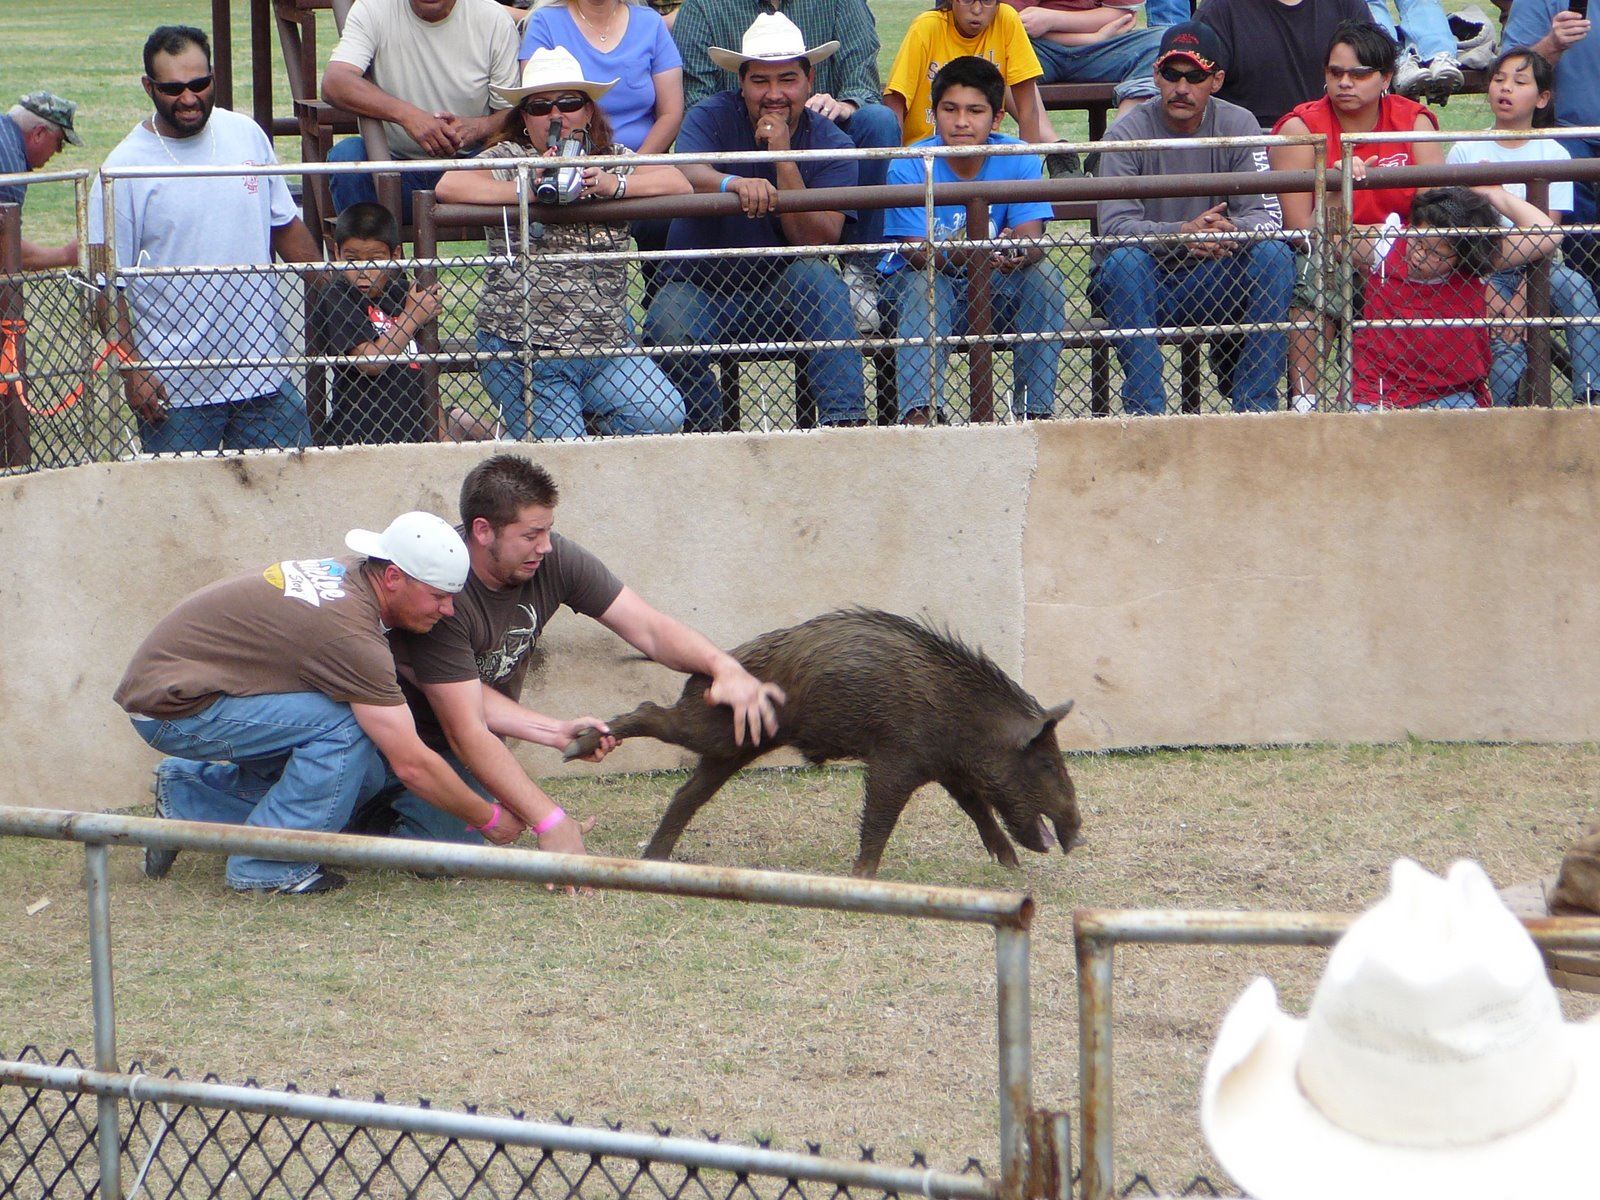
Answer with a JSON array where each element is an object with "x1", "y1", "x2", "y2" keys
[
  {"x1": 707, "y1": 12, "x2": 838, "y2": 72},
  {"x1": 490, "y1": 47, "x2": 617, "y2": 105},
  {"x1": 1201, "y1": 859, "x2": 1600, "y2": 1200}
]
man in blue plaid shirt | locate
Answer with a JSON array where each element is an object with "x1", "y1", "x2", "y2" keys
[{"x1": 672, "y1": 0, "x2": 900, "y2": 331}]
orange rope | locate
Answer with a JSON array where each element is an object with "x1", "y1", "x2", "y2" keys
[{"x1": 0, "y1": 320, "x2": 134, "y2": 419}]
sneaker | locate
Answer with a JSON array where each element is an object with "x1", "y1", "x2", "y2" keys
[
  {"x1": 145, "y1": 769, "x2": 178, "y2": 880},
  {"x1": 1449, "y1": 7, "x2": 1497, "y2": 72},
  {"x1": 840, "y1": 258, "x2": 882, "y2": 336},
  {"x1": 269, "y1": 870, "x2": 347, "y2": 896},
  {"x1": 1392, "y1": 49, "x2": 1429, "y2": 99},
  {"x1": 1044, "y1": 149, "x2": 1083, "y2": 179},
  {"x1": 1426, "y1": 52, "x2": 1465, "y2": 99}
]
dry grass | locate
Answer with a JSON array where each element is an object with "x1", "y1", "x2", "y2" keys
[{"x1": 3, "y1": 742, "x2": 1598, "y2": 1191}]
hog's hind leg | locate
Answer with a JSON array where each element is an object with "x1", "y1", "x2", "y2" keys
[
  {"x1": 642, "y1": 755, "x2": 747, "y2": 861},
  {"x1": 564, "y1": 700, "x2": 730, "y2": 761}
]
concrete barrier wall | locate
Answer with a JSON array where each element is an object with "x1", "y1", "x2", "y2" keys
[{"x1": 3, "y1": 409, "x2": 1596, "y2": 812}]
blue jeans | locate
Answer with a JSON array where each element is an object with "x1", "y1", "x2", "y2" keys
[
  {"x1": 1560, "y1": 136, "x2": 1600, "y2": 304},
  {"x1": 130, "y1": 692, "x2": 389, "y2": 890},
  {"x1": 137, "y1": 380, "x2": 311, "y2": 454},
  {"x1": 1354, "y1": 392, "x2": 1478, "y2": 410},
  {"x1": 644, "y1": 259, "x2": 868, "y2": 432},
  {"x1": 1488, "y1": 264, "x2": 1600, "y2": 405},
  {"x1": 360, "y1": 750, "x2": 493, "y2": 845},
  {"x1": 1091, "y1": 240, "x2": 1294, "y2": 415},
  {"x1": 476, "y1": 330, "x2": 685, "y2": 439},
  {"x1": 1144, "y1": 0, "x2": 1193, "y2": 25},
  {"x1": 327, "y1": 136, "x2": 445, "y2": 221},
  {"x1": 885, "y1": 262, "x2": 1066, "y2": 419},
  {"x1": 1366, "y1": 0, "x2": 1456, "y2": 60},
  {"x1": 837, "y1": 103, "x2": 899, "y2": 249},
  {"x1": 1029, "y1": 27, "x2": 1164, "y2": 104}
]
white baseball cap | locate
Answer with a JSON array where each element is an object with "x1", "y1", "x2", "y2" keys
[{"x1": 345, "y1": 512, "x2": 469, "y2": 592}]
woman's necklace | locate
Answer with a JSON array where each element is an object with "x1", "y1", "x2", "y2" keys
[
  {"x1": 572, "y1": 1, "x2": 621, "y2": 45},
  {"x1": 148, "y1": 117, "x2": 217, "y2": 167}
]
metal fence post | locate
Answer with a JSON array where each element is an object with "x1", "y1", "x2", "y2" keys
[
  {"x1": 1525, "y1": 176, "x2": 1553, "y2": 407},
  {"x1": 1074, "y1": 922, "x2": 1113, "y2": 1200},
  {"x1": 995, "y1": 923, "x2": 1031, "y2": 1199},
  {"x1": 412, "y1": 190, "x2": 445, "y2": 440},
  {"x1": 965, "y1": 198, "x2": 995, "y2": 422},
  {"x1": 85, "y1": 842, "x2": 121, "y2": 1200}
]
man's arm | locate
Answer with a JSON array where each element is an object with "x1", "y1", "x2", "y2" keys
[
  {"x1": 350, "y1": 700, "x2": 527, "y2": 843},
  {"x1": 1004, "y1": 78, "x2": 1056, "y2": 144},
  {"x1": 595, "y1": 587, "x2": 784, "y2": 745},
  {"x1": 21, "y1": 238, "x2": 78, "y2": 270},
  {"x1": 414, "y1": 679, "x2": 592, "y2": 855},
  {"x1": 271, "y1": 217, "x2": 322, "y2": 264},
  {"x1": 321, "y1": 62, "x2": 467, "y2": 157}
]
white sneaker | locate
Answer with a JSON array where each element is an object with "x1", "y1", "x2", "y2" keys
[
  {"x1": 840, "y1": 258, "x2": 882, "y2": 335},
  {"x1": 1291, "y1": 393, "x2": 1318, "y2": 414},
  {"x1": 1427, "y1": 52, "x2": 1465, "y2": 97},
  {"x1": 1392, "y1": 49, "x2": 1429, "y2": 99}
]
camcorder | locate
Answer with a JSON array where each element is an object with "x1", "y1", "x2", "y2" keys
[{"x1": 535, "y1": 124, "x2": 589, "y2": 205}]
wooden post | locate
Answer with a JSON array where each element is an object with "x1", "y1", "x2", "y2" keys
[
  {"x1": 0, "y1": 204, "x2": 30, "y2": 470},
  {"x1": 965, "y1": 196, "x2": 995, "y2": 422}
]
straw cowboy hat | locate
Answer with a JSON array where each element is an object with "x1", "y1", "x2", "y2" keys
[
  {"x1": 490, "y1": 47, "x2": 617, "y2": 105},
  {"x1": 707, "y1": 12, "x2": 838, "y2": 72},
  {"x1": 1201, "y1": 858, "x2": 1600, "y2": 1200}
]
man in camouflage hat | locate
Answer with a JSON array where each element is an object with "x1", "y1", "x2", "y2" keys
[{"x1": 0, "y1": 91, "x2": 83, "y2": 269}]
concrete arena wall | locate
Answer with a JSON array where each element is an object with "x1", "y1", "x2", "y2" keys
[{"x1": 2, "y1": 408, "x2": 1596, "y2": 813}]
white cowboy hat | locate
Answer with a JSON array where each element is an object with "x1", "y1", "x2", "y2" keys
[
  {"x1": 490, "y1": 47, "x2": 617, "y2": 105},
  {"x1": 707, "y1": 12, "x2": 838, "y2": 72},
  {"x1": 1201, "y1": 858, "x2": 1600, "y2": 1200}
]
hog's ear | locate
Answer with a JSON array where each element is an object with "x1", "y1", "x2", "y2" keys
[{"x1": 1019, "y1": 700, "x2": 1075, "y2": 749}]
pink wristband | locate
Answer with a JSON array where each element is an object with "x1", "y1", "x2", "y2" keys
[
  {"x1": 533, "y1": 807, "x2": 567, "y2": 836},
  {"x1": 471, "y1": 803, "x2": 503, "y2": 834}
]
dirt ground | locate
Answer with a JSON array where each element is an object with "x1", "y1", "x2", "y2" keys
[{"x1": 2, "y1": 742, "x2": 1597, "y2": 1194}]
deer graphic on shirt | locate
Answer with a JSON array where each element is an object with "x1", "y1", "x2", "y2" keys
[{"x1": 476, "y1": 604, "x2": 540, "y2": 684}]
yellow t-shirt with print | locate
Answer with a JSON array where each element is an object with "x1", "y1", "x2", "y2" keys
[{"x1": 884, "y1": 7, "x2": 1044, "y2": 145}]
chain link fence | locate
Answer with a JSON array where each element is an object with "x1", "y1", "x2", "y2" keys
[
  {"x1": 0, "y1": 1047, "x2": 1236, "y2": 1200},
  {"x1": 4, "y1": 145, "x2": 1598, "y2": 473}
]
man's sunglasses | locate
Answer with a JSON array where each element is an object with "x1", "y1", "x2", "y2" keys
[
  {"x1": 1158, "y1": 64, "x2": 1214, "y2": 84},
  {"x1": 150, "y1": 75, "x2": 214, "y2": 97},
  {"x1": 522, "y1": 95, "x2": 590, "y2": 116},
  {"x1": 1324, "y1": 64, "x2": 1381, "y2": 81}
]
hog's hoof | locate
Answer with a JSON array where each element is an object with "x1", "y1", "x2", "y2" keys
[{"x1": 562, "y1": 728, "x2": 604, "y2": 761}]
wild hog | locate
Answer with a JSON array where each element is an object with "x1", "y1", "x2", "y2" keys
[{"x1": 563, "y1": 608, "x2": 1080, "y2": 877}]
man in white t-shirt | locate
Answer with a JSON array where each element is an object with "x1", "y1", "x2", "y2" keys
[
  {"x1": 88, "y1": 25, "x2": 322, "y2": 455},
  {"x1": 1446, "y1": 51, "x2": 1600, "y2": 404},
  {"x1": 321, "y1": 0, "x2": 521, "y2": 217}
]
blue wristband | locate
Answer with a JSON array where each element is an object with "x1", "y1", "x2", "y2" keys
[{"x1": 719, "y1": 174, "x2": 734, "y2": 193}]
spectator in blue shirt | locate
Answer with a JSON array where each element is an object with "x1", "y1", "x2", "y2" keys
[
  {"x1": 643, "y1": 13, "x2": 867, "y2": 431},
  {"x1": 0, "y1": 92, "x2": 83, "y2": 269},
  {"x1": 880, "y1": 57, "x2": 1065, "y2": 424}
]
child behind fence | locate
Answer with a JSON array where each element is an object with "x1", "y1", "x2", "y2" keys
[
  {"x1": 310, "y1": 202, "x2": 439, "y2": 445},
  {"x1": 1352, "y1": 185, "x2": 1559, "y2": 411}
]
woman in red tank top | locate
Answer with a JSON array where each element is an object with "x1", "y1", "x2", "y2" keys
[{"x1": 1267, "y1": 20, "x2": 1443, "y2": 409}]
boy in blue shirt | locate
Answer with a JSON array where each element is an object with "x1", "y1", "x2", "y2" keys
[{"x1": 880, "y1": 56, "x2": 1065, "y2": 424}]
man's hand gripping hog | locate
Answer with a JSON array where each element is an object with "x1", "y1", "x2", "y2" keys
[{"x1": 564, "y1": 609, "x2": 1081, "y2": 877}]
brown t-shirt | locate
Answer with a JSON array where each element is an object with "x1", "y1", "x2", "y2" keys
[
  {"x1": 114, "y1": 555, "x2": 405, "y2": 719},
  {"x1": 393, "y1": 531, "x2": 623, "y2": 750}
]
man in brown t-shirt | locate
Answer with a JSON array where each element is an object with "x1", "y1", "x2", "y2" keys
[
  {"x1": 378, "y1": 454, "x2": 785, "y2": 853},
  {"x1": 115, "y1": 511, "x2": 526, "y2": 894}
]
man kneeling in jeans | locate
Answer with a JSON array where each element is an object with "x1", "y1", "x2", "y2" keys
[{"x1": 114, "y1": 512, "x2": 529, "y2": 894}]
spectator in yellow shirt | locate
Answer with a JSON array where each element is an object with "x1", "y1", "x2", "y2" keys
[{"x1": 885, "y1": 0, "x2": 1053, "y2": 144}]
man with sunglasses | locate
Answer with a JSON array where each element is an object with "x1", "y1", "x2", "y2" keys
[
  {"x1": 1194, "y1": 0, "x2": 1367, "y2": 130},
  {"x1": 0, "y1": 92, "x2": 83, "y2": 270},
  {"x1": 321, "y1": 0, "x2": 521, "y2": 219},
  {"x1": 88, "y1": 25, "x2": 322, "y2": 455},
  {"x1": 1091, "y1": 21, "x2": 1294, "y2": 415}
]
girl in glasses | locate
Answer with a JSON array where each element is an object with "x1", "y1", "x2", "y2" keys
[
  {"x1": 1269, "y1": 19, "x2": 1443, "y2": 411},
  {"x1": 434, "y1": 48, "x2": 689, "y2": 441}
]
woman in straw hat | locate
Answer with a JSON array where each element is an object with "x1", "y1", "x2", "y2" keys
[
  {"x1": 435, "y1": 47, "x2": 688, "y2": 440},
  {"x1": 1201, "y1": 857, "x2": 1600, "y2": 1199}
]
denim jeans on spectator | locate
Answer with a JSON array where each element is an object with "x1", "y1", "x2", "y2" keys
[
  {"x1": 1365, "y1": 0, "x2": 1456, "y2": 61},
  {"x1": 129, "y1": 692, "x2": 389, "y2": 891},
  {"x1": 360, "y1": 750, "x2": 494, "y2": 845},
  {"x1": 1091, "y1": 240, "x2": 1294, "y2": 415},
  {"x1": 885, "y1": 261, "x2": 1067, "y2": 419},
  {"x1": 1029, "y1": 28, "x2": 1163, "y2": 105},
  {"x1": 1353, "y1": 392, "x2": 1478, "y2": 410},
  {"x1": 645, "y1": 258, "x2": 868, "y2": 432},
  {"x1": 1487, "y1": 264, "x2": 1600, "y2": 405},
  {"x1": 476, "y1": 330, "x2": 686, "y2": 439},
  {"x1": 837, "y1": 103, "x2": 900, "y2": 249},
  {"x1": 327, "y1": 136, "x2": 445, "y2": 221},
  {"x1": 137, "y1": 380, "x2": 311, "y2": 454},
  {"x1": 1144, "y1": 0, "x2": 1194, "y2": 26},
  {"x1": 1559, "y1": 136, "x2": 1600, "y2": 304}
]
